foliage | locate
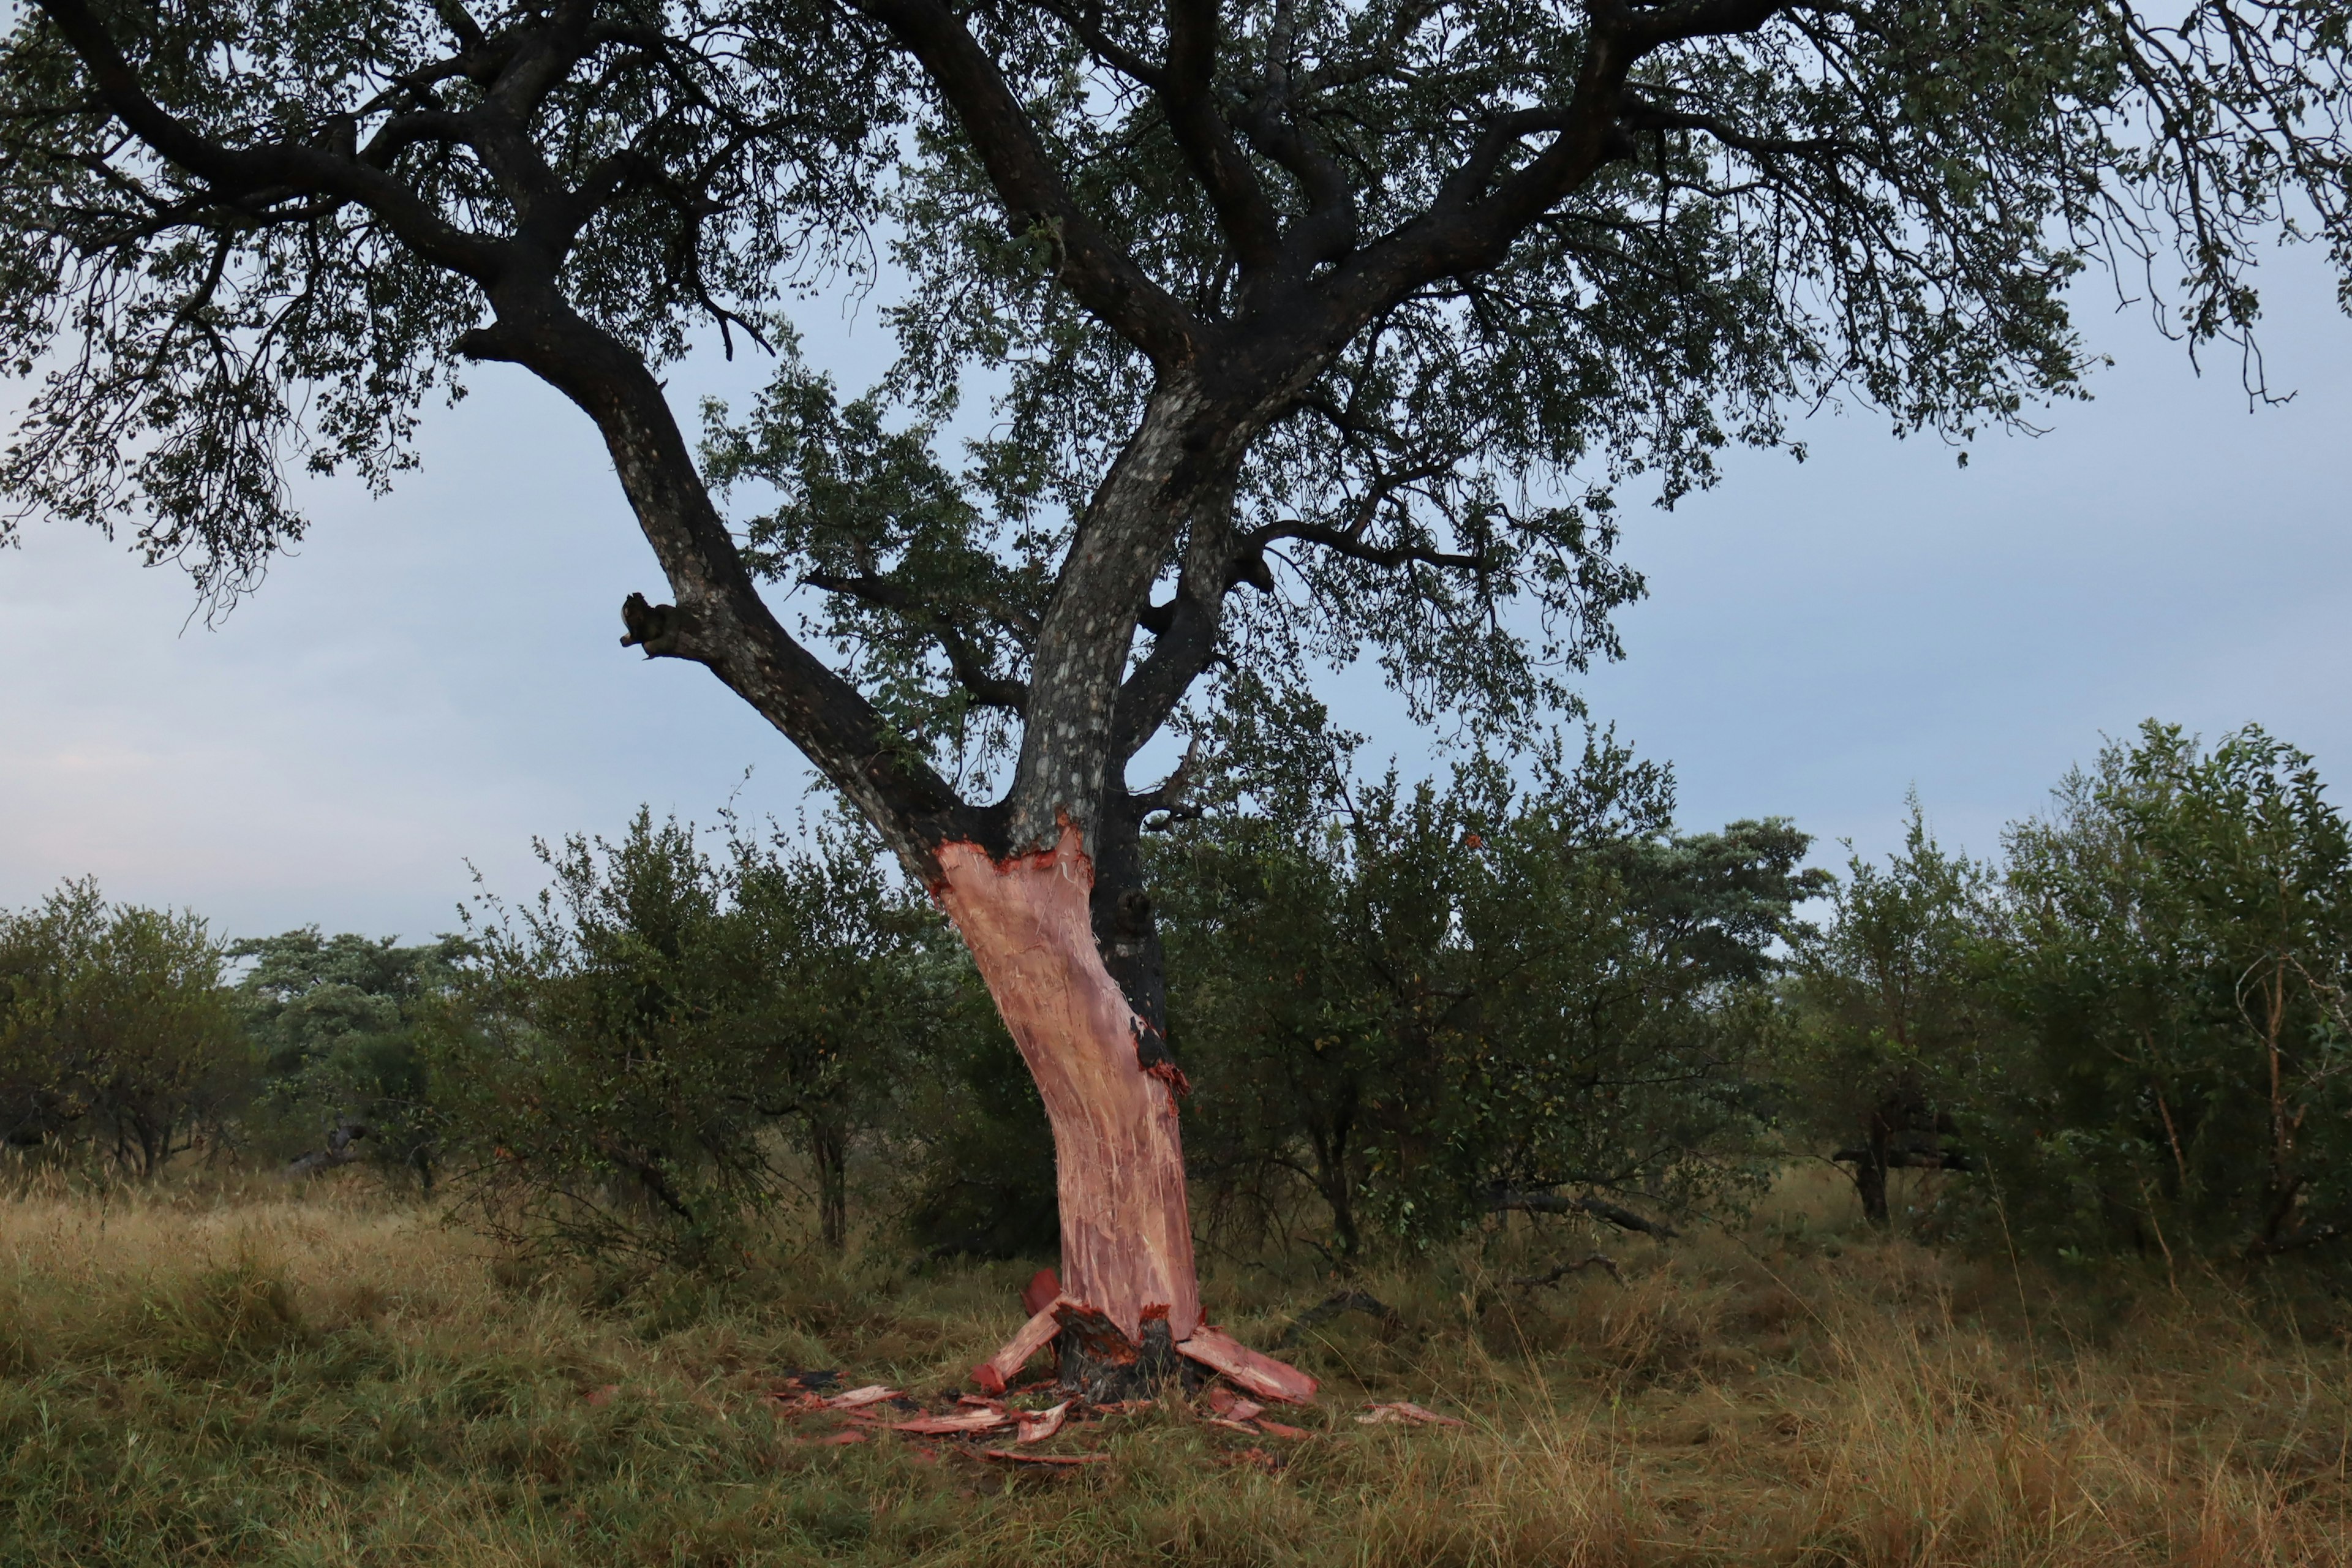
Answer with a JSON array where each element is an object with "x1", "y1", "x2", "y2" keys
[
  {"x1": 431, "y1": 809, "x2": 956, "y2": 1265},
  {"x1": 0, "y1": 0, "x2": 890, "y2": 602},
  {"x1": 232, "y1": 928, "x2": 472, "y2": 1185},
  {"x1": 0, "y1": 880, "x2": 246, "y2": 1175},
  {"x1": 1158, "y1": 736, "x2": 1825, "y2": 1261}
]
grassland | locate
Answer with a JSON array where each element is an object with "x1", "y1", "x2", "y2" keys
[{"x1": 2, "y1": 1167, "x2": 2346, "y2": 1567}]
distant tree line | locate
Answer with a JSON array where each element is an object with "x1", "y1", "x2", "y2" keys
[{"x1": 4, "y1": 718, "x2": 2346, "y2": 1280}]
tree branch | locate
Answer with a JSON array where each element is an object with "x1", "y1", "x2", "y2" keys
[{"x1": 850, "y1": 0, "x2": 1201, "y2": 365}]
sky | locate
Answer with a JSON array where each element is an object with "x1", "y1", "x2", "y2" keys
[{"x1": 2, "y1": 250, "x2": 2347, "y2": 943}]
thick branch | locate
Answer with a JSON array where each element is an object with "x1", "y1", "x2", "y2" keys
[
  {"x1": 1489, "y1": 1188, "x2": 1681, "y2": 1238},
  {"x1": 850, "y1": 0, "x2": 1200, "y2": 365},
  {"x1": 457, "y1": 304, "x2": 976, "y2": 868},
  {"x1": 803, "y1": 571, "x2": 1031, "y2": 710},
  {"x1": 1160, "y1": 0, "x2": 1284, "y2": 273},
  {"x1": 34, "y1": 0, "x2": 506, "y2": 282}
]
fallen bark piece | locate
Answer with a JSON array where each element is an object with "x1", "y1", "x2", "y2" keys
[
  {"x1": 809, "y1": 1429, "x2": 867, "y2": 1446},
  {"x1": 1177, "y1": 1327, "x2": 1318, "y2": 1404},
  {"x1": 982, "y1": 1449, "x2": 1108, "y2": 1466},
  {"x1": 1204, "y1": 1416, "x2": 1259, "y2": 1434},
  {"x1": 973, "y1": 1298, "x2": 1069, "y2": 1395},
  {"x1": 1016, "y1": 1401, "x2": 1070, "y2": 1444},
  {"x1": 767, "y1": 1390, "x2": 828, "y2": 1414},
  {"x1": 892, "y1": 1406, "x2": 1016, "y2": 1436},
  {"x1": 1254, "y1": 1419, "x2": 1314, "y2": 1440},
  {"x1": 1020, "y1": 1267, "x2": 1062, "y2": 1318},
  {"x1": 957, "y1": 1395, "x2": 1009, "y2": 1412},
  {"x1": 822, "y1": 1385, "x2": 901, "y2": 1411},
  {"x1": 1205, "y1": 1387, "x2": 1265, "y2": 1422},
  {"x1": 1355, "y1": 1401, "x2": 1467, "y2": 1428}
]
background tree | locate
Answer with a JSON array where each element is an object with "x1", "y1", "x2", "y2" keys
[
  {"x1": 1789, "y1": 806, "x2": 2001, "y2": 1226},
  {"x1": 7, "y1": 0, "x2": 2350, "y2": 1381},
  {"x1": 235, "y1": 928, "x2": 471, "y2": 1185},
  {"x1": 1992, "y1": 723, "x2": 2352, "y2": 1261}
]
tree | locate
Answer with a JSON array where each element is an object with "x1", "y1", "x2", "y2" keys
[
  {"x1": 6, "y1": 0, "x2": 2348, "y2": 1385},
  {"x1": 1791, "y1": 803, "x2": 2000, "y2": 1225},
  {"x1": 434, "y1": 809, "x2": 943, "y2": 1264},
  {"x1": 233, "y1": 929, "x2": 472, "y2": 1186},
  {"x1": 1997, "y1": 723, "x2": 2352, "y2": 1261}
]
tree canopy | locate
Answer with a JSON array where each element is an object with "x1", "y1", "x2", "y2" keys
[{"x1": 4, "y1": 0, "x2": 2346, "y2": 890}]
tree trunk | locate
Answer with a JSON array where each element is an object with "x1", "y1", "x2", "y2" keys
[
  {"x1": 1856, "y1": 1115, "x2": 1892, "y2": 1226},
  {"x1": 932, "y1": 826, "x2": 1202, "y2": 1363},
  {"x1": 810, "y1": 1117, "x2": 849, "y2": 1253}
]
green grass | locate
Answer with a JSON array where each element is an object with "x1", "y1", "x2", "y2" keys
[{"x1": 2, "y1": 1169, "x2": 2347, "y2": 1566}]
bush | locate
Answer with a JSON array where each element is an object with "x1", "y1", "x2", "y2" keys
[
  {"x1": 430, "y1": 809, "x2": 959, "y2": 1267},
  {"x1": 1158, "y1": 735, "x2": 1825, "y2": 1262},
  {"x1": 0, "y1": 880, "x2": 247, "y2": 1174}
]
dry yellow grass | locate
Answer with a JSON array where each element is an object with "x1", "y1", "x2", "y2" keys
[{"x1": 1, "y1": 1165, "x2": 2345, "y2": 1566}]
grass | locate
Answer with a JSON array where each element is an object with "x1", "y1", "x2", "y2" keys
[{"x1": 2, "y1": 1166, "x2": 2346, "y2": 1566}]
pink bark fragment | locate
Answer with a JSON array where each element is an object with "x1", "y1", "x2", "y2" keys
[
  {"x1": 821, "y1": 1385, "x2": 901, "y2": 1410},
  {"x1": 1175, "y1": 1327, "x2": 1319, "y2": 1404},
  {"x1": 1205, "y1": 1387, "x2": 1265, "y2": 1422},
  {"x1": 1016, "y1": 1401, "x2": 1071, "y2": 1443},
  {"x1": 891, "y1": 1406, "x2": 1014, "y2": 1436},
  {"x1": 982, "y1": 1450, "x2": 1107, "y2": 1466},
  {"x1": 973, "y1": 1297, "x2": 1069, "y2": 1395},
  {"x1": 1020, "y1": 1267, "x2": 1062, "y2": 1317}
]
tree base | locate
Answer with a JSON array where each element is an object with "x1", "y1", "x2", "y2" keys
[{"x1": 974, "y1": 1280, "x2": 1316, "y2": 1405}]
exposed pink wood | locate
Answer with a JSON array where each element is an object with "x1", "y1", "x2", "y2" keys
[
  {"x1": 934, "y1": 827, "x2": 1201, "y2": 1344},
  {"x1": 1175, "y1": 1327, "x2": 1319, "y2": 1405},
  {"x1": 1254, "y1": 1419, "x2": 1313, "y2": 1439},
  {"x1": 973, "y1": 1297, "x2": 1069, "y2": 1394}
]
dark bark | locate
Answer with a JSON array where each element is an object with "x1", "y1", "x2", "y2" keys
[
  {"x1": 810, "y1": 1117, "x2": 849, "y2": 1253},
  {"x1": 1853, "y1": 1123, "x2": 1891, "y2": 1226}
]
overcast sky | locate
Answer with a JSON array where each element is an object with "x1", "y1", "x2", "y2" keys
[{"x1": 3, "y1": 249, "x2": 2346, "y2": 943}]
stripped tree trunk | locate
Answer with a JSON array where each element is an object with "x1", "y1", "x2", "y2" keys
[{"x1": 933, "y1": 827, "x2": 1204, "y2": 1393}]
